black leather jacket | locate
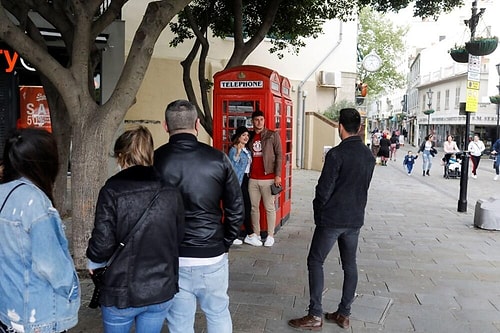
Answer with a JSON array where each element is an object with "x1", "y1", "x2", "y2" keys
[
  {"x1": 154, "y1": 133, "x2": 244, "y2": 258},
  {"x1": 86, "y1": 165, "x2": 184, "y2": 308}
]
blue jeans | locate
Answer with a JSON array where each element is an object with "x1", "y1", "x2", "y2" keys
[
  {"x1": 101, "y1": 300, "x2": 172, "y2": 333},
  {"x1": 166, "y1": 254, "x2": 231, "y2": 333},
  {"x1": 307, "y1": 226, "x2": 360, "y2": 317},
  {"x1": 422, "y1": 151, "x2": 432, "y2": 172},
  {"x1": 406, "y1": 163, "x2": 414, "y2": 174}
]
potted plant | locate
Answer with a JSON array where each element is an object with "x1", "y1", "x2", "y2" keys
[
  {"x1": 448, "y1": 45, "x2": 469, "y2": 63},
  {"x1": 465, "y1": 36, "x2": 498, "y2": 56},
  {"x1": 489, "y1": 95, "x2": 500, "y2": 104}
]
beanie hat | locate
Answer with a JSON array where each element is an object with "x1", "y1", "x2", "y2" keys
[
  {"x1": 251, "y1": 110, "x2": 264, "y2": 119},
  {"x1": 231, "y1": 126, "x2": 249, "y2": 142}
]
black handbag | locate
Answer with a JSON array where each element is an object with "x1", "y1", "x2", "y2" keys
[
  {"x1": 270, "y1": 183, "x2": 283, "y2": 195},
  {"x1": 88, "y1": 189, "x2": 161, "y2": 308}
]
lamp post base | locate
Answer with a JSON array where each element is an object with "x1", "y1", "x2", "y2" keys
[{"x1": 457, "y1": 199, "x2": 468, "y2": 212}]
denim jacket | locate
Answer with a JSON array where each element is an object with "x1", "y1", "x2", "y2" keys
[
  {"x1": 0, "y1": 179, "x2": 80, "y2": 333},
  {"x1": 228, "y1": 146, "x2": 252, "y2": 185}
]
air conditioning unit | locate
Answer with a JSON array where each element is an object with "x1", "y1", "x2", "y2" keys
[{"x1": 318, "y1": 71, "x2": 342, "y2": 88}]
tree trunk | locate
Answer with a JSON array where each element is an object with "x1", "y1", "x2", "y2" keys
[
  {"x1": 70, "y1": 106, "x2": 115, "y2": 269},
  {"x1": 41, "y1": 78, "x2": 72, "y2": 216}
]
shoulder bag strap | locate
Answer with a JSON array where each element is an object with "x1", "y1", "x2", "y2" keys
[
  {"x1": 0, "y1": 183, "x2": 25, "y2": 213},
  {"x1": 106, "y1": 188, "x2": 162, "y2": 267}
]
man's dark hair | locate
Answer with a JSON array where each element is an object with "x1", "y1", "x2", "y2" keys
[
  {"x1": 251, "y1": 110, "x2": 265, "y2": 119},
  {"x1": 339, "y1": 108, "x2": 361, "y2": 134}
]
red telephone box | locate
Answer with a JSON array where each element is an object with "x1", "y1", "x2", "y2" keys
[{"x1": 213, "y1": 65, "x2": 292, "y2": 233}]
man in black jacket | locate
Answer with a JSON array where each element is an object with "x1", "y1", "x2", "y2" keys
[
  {"x1": 154, "y1": 100, "x2": 243, "y2": 333},
  {"x1": 289, "y1": 108, "x2": 375, "y2": 330}
]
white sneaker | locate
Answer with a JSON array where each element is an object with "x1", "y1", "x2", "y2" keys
[
  {"x1": 494, "y1": 175, "x2": 499, "y2": 181},
  {"x1": 244, "y1": 234, "x2": 262, "y2": 247},
  {"x1": 264, "y1": 236, "x2": 275, "y2": 247},
  {"x1": 472, "y1": 174, "x2": 477, "y2": 179},
  {"x1": 232, "y1": 238, "x2": 243, "y2": 245}
]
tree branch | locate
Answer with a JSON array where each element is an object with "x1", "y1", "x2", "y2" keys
[
  {"x1": 92, "y1": 0, "x2": 128, "y2": 39},
  {"x1": 0, "y1": 4, "x2": 77, "y2": 107},
  {"x1": 105, "y1": 0, "x2": 191, "y2": 114},
  {"x1": 226, "y1": 0, "x2": 283, "y2": 68},
  {"x1": 232, "y1": 0, "x2": 243, "y2": 47}
]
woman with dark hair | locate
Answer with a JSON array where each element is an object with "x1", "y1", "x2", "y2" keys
[
  {"x1": 87, "y1": 126, "x2": 184, "y2": 333},
  {"x1": 228, "y1": 126, "x2": 252, "y2": 245},
  {"x1": 418, "y1": 134, "x2": 436, "y2": 176},
  {"x1": 377, "y1": 133, "x2": 390, "y2": 166},
  {"x1": 389, "y1": 131, "x2": 399, "y2": 161},
  {"x1": 0, "y1": 128, "x2": 80, "y2": 333}
]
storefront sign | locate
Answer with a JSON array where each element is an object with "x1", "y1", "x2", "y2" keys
[
  {"x1": 18, "y1": 86, "x2": 52, "y2": 132},
  {"x1": 0, "y1": 49, "x2": 19, "y2": 72}
]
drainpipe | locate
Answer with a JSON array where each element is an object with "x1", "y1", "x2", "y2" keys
[{"x1": 296, "y1": 21, "x2": 343, "y2": 169}]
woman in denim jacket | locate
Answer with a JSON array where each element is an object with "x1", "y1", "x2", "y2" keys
[
  {"x1": 228, "y1": 126, "x2": 252, "y2": 244},
  {"x1": 0, "y1": 129, "x2": 80, "y2": 333}
]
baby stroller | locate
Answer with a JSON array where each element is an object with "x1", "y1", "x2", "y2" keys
[{"x1": 443, "y1": 152, "x2": 462, "y2": 179}]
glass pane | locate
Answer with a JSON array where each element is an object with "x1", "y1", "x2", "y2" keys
[
  {"x1": 228, "y1": 101, "x2": 255, "y2": 113},
  {"x1": 275, "y1": 102, "x2": 281, "y2": 128}
]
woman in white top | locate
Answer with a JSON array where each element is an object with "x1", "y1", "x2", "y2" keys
[
  {"x1": 443, "y1": 135, "x2": 460, "y2": 154},
  {"x1": 467, "y1": 134, "x2": 485, "y2": 179},
  {"x1": 442, "y1": 135, "x2": 460, "y2": 177}
]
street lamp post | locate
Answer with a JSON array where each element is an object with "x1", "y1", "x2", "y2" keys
[
  {"x1": 423, "y1": 88, "x2": 434, "y2": 135},
  {"x1": 458, "y1": 0, "x2": 483, "y2": 213},
  {"x1": 496, "y1": 63, "x2": 500, "y2": 140}
]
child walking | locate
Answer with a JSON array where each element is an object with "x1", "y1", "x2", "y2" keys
[{"x1": 403, "y1": 151, "x2": 418, "y2": 175}]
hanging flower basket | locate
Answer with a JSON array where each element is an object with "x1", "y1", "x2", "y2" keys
[
  {"x1": 449, "y1": 46, "x2": 469, "y2": 63},
  {"x1": 465, "y1": 37, "x2": 498, "y2": 56},
  {"x1": 490, "y1": 95, "x2": 500, "y2": 104}
]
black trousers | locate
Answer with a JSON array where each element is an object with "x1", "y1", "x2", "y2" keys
[{"x1": 239, "y1": 173, "x2": 253, "y2": 237}]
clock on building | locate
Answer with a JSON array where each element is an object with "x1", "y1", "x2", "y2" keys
[{"x1": 362, "y1": 52, "x2": 382, "y2": 72}]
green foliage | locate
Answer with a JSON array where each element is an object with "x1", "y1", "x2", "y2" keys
[
  {"x1": 323, "y1": 100, "x2": 357, "y2": 121},
  {"x1": 170, "y1": 0, "x2": 358, "y2": 58},
  {"x1": 357, "y1": 7, "x2": 408, "y2": 97},
  {"x1": 357, "y1": 0, "x2": 464, "y2": 18},
  {"x1": 170, "y1": 0, "x2": 463, "y2": 58},
  {"x1": 168, "y1": 0, "x2": 464, "y2": 136}
]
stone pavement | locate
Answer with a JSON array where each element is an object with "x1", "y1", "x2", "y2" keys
[{"x1": 73, "y1": 153, "x2": 500, "y2": 332}]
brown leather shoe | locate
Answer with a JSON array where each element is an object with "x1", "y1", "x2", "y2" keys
[
  {"x1": 325, "y1": 311, "x2": 349, "y2": 329},
  {"x1": 288, "y1": 314, "x2": 323, "y2": 331}
]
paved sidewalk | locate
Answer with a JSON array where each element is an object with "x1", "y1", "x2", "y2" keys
[{"x1": 73, "y1": 157, "x2": 500, "y2": 332}]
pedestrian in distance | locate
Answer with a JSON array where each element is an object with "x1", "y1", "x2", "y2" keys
[
  {"x1": 86, "y1": 126, "x2": 185, "y2": 333},
  {"x1": 447, "y1": 153, "x2": 462, "y2": 174},
  {"x1": 403, "y1": 150, "x2": 418, "y2": 175},
  {"x1": 0, "y1": 129, "x2": 80, "y2": 333},
  {"x1": 491, "y1": 137, "x2": 500, "y2": 181},
  {"x1": 288, "y1": 108, "x2": 375, "y2": 331},
  {"x1": 370, "y1": 130, "x2": 380, "y2": 157},
  {"x1": 245, "y1": 109, "x2": 283, "y2": 247},
  {"x1": 468, "y1": 133, "x2": 485, "y2": 179},
  {"x1": 443, "y1": 135, "x2": 460, "y2": 154},
  {"x1": 154, "y1": 100, "x2": 244, "y2": 333},
  {"x1": 377, "y1": 133, "x2": 390, "y2": 166},
  {"x1": 389, "y1": 131, "x2": 399, "y2": 161},
  {"x1": 228, "y1": 126, "x2": 253, "y2": 245},
  {"x1": 442, "y1": 135, "x2": 460, "y2": 177},
  {"x1": 418, "y1": 134, "x2": 436, "y2": 176}
]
